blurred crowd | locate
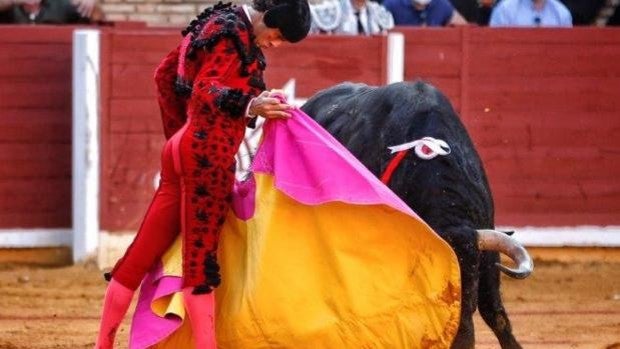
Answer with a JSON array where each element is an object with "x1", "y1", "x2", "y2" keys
[
  {"x1": 0, "y1": 0, "x2": 617, "y2": 29},
  {"x1": 0, "y1": 0, "x2": 103, "y2": 24},
  {"x1": 310, "y1": 0, "x2": 617, "y2": 35}
]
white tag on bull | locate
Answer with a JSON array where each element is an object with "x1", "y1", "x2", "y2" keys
[{"x1": 388, "y1": 136, "x2": 451, "y2": 160}]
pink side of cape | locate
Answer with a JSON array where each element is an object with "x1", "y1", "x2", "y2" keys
[
  {"x1": 129, "y1": 263, "x2": 183, "y2": 349},
  {"x1": 129, "y1": 107, "x2": 422, "y2": 348},
  {"x1": 252, "y1": 109, "x2": 415, "y2": 215}
]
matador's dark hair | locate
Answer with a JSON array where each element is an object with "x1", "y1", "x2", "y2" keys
[{"x1": 253, "y1": 0, "x2": 311, "y2": 43}]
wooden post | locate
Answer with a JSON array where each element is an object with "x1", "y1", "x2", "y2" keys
[
  {"x1": 386, "y1": 32, "x2": 404, "y2": 84},
  {"x1": 72, "y1": 29, "x2": 101, "y2": 262}
]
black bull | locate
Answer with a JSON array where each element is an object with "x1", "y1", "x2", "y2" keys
[{"x1": 301, "y1": 81, "x2": 533, "y2": 349}]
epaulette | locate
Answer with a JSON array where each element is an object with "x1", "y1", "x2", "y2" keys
[
  {"x1": 368, "y1": 2, "x2": 395, "y2": 31},
  {"x1": 174, "y1": 2, "x2": 266, "y2": 97},
  {"x1": 309, "y1": 0, "x2": 343, "y2": 32},
  {"x1": 181, "y1": 1, "x2": 233, "y2": 38}
]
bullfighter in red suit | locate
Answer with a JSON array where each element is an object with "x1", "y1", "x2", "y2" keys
[{"x1": 94, "y1": 1, "x2": 311, "y2": 348}]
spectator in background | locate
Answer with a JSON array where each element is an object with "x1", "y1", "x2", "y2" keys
[
  {"x1": 310, "y1": 0, "x2": 394, "y2": 35},
  {"x1": 489, "y1": 0, "x2": 572, "y2": 27},
  {"x1": 476, "y1": 0, "x2": 496, "y2": 25},
  {"x1": 0, "y1": 0, "x2": 103, "y2": 24},
  {"x1": 383, "y1": 0, "x2": 468, "y2": 26},
  {"x1": 449, "y1": 0, "x2": 497, "y2": 25}
]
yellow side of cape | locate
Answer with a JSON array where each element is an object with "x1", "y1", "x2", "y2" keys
[{"x1": 153, "y1": 174, "x2": 461, "y2": 348}]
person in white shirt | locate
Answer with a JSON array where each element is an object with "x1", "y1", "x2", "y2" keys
[
  {"x1": 310, "y1": 0, "x2": 394, "y2": 35},
  {"x1": 490, "y1": 0, "x2": 572, "y2": 27}
]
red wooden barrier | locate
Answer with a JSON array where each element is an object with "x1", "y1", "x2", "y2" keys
[
  {"x1": 0, "y1": 26, "x2": 74, "y2": 228},
  {"x1": 465, "y1": 28, "x2": 620, "y2": 226}
]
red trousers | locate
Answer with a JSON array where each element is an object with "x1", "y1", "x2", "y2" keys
[{"x1": 110, "y1": 113, "x2": 247, "y2": 292}]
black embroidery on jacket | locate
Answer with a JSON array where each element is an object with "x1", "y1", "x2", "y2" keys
[
  {"x1": 191, "y1": 254, "x2": 222, "y2": 295},
  {"x1": 214, "y1": 88, "x2": 251, "y2": 118}
]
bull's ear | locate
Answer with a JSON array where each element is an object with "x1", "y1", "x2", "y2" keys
[{"x1": 502, "y1": 230, "x2": 515, "y2": 236}]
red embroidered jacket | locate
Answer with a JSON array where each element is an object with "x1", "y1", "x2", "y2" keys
[
  {"x1": 155, "y1": 4, "x2": 266, "y2": 140},
  {"x1": 152, "y1": 3, "x2": 266, "y2": 293}
]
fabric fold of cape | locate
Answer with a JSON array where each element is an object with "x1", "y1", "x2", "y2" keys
[{"x1": 129, "y1": 106, "x2": 461, "y2": 349}]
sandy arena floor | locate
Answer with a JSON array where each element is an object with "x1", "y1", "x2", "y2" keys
[{"x1": 0, "y1": 260, "x2": 618, "y2": 349}]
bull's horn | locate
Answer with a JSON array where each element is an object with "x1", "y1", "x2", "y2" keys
[{"x1": 476, "y1": 229, "x2": 534, "y2": 279}]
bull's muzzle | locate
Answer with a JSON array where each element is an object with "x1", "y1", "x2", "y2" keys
[{"x1": 476, "y1": 229, "x2": 534, "y2": 279}]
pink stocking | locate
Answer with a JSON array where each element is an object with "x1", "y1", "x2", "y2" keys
[
  {"x1": 182, "y1": 287, "x2": 217, "y2": 349},
  {"x1": 95, "y1": 279, "x2": 134, "y2": 349}
]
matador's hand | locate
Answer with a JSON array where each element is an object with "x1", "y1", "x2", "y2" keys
[{"x1": 248, "y1": 91, "x2": 292, "y2": 119}]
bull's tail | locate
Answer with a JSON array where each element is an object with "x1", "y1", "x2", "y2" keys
[{"x1": 477, "y1": 250, "x2": 523, "y2": 349}]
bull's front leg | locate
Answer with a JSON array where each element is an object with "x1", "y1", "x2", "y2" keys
[
  {"x1": 478, "y1": 251, "x2": 523, "y2": 349},
  {"x1": 440, "y1": 225, "x2": 481, "y2": 349}
]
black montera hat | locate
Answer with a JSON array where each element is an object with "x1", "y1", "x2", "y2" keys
[{"x1": 263, "y1": 0, "x2": 311, "y2": 43}]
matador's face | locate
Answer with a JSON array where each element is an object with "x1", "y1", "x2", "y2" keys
[{"x1": 253, "y1": 22, "x2": 286, "y2": 49}]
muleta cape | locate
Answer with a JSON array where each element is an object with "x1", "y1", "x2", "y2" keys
[{"x1": 129, "y1": 105, "x2": 461, "y2": 348}]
